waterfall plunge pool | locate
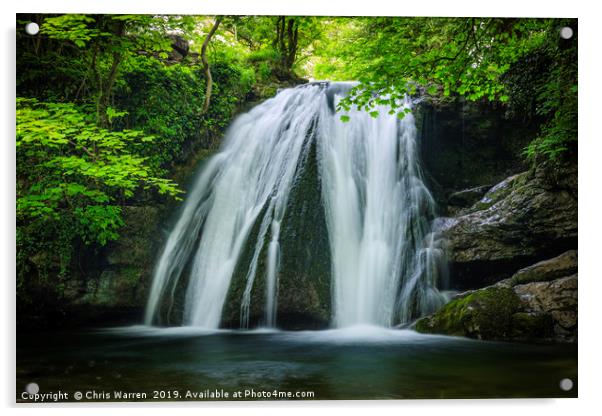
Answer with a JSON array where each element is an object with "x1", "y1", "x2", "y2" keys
[{"x1": 17, "y1": 326, "x2": 577, "y2": 401}]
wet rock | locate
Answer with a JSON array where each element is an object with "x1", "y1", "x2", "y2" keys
[
  {"x1": 415, "y1": 253, "x2": 578, "y2": 342},
  {"x1": 418, "y1": 100, "x2": 534, "y2": 205},
  {"x1": 442, "y1": 163, "x2": 577, "y2": 289},
  {"x1": 64, "y1": 206, "x2": 164, "y2": 318},
  {"x1": 448, "y1": 185, "x2": 493, "y2": 208},
  {"x1": 414, "y1": 286, "x2": 523, "y2": 340},
  {"x1": 221, "y1": 142, "x2": 331, "y2": 329},
  {"x1": 105, "y1": 206, "x2": 162, "y2": 267}
]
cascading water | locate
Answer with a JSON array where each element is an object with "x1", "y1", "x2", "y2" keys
[
  {"x1": 144, "y1": 82, "x2": 447, "y2": 329},
  {"x1": 318, "y1": 85, "x2": 447, "y2": 326}
]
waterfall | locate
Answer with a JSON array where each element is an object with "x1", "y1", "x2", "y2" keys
[{"x1": 145, "y1": 82, "x2": 446, "y2": 329}]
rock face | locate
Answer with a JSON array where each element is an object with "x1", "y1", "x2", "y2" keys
[
  {"x1": 415, "y1": 251, "x2": 578, "y2": 342},
  {"x1": 509, "y1": 250, "x2": 577, "y2": 286},
  {"x1": 513, "y1": 275, "x2": 577, "y2": 342},
  {"x1": 61, "y1": 205, "x2": 165, "y2": 325},
  {"x1": 221, "y1": 142, "x2": 332, "y2": 329},
  {"x1": 447, "y1": 185, "x2": 492, "y2": 215},
  {"x1": 418, "y1": 100, "x2": 536, "y2": 206},
  {"x1": 441, "y1": 163, "x2": 577, "y2": 290},
  {"x1": 167, "y1": 35, "x2": 189, "y2": 62}
]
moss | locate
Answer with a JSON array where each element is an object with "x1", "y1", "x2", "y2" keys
[
  {"x1": 470, "y1": 172, "x2": 529, "y2": 212},
  {"x1": 510, "y1": 312, "x2": 554, "y2": 339},
  {"x1": 510, "y1": 273, "x2": 551, "y2": 286},
  {"x1": 221, "y1": 140, "x2": 331, "y2": 329},
  {"x1": 415, "y1": 286, "x2": 522, "y2": 340},
  {"x1": 120, "y1": 266, "x2": 142, "y2": 285},
  {"x1": 170, "y1": 148, "x2": 217, "y2": 187}
]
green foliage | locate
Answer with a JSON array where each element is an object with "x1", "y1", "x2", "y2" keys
[
  {"x1": 40, "y1": 14, "x2": 99, "y2": 47},
  {"x1": 16, "y1": 98, "x2": 182, "y2": 289},
  {"x1": 522, "y1": 25, "x2": 577, "y2": 161},
  {"x1": 114, "y1": 55, "x2": 206, "y2": 168},
  {"x1": 115, "y1": 54, "x2": 254, "y2": 168},
  {"x1": 314, "y1": 17, "x2": 577, "y2": 162},
  {"x1": 16, "y1": 14, "x2": 260, "y2": 302},
  {"x1": 216, "y1": 16, "x2": 323, "y2": 79},
  {"x1": 321, "y1": 18, "x2": 548, "y2": 109}
]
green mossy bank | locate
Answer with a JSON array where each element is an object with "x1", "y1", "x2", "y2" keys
[{"x1": 415, "y1": 251, "x2": 577, "y2": 342}]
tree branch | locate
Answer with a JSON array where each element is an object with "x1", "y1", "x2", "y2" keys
[{"x1": 201, "y1": 16, "x2": 223, "y2": 115}]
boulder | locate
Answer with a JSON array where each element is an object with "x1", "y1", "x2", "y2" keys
[
  {"x1": 509, "y1": 250, "x2": 577, "y2": 286},
  {"x1": 441, "y1": 163, "x2": 577, "y2": 290},
  {"x1": 513, "y1": 274, "x2": 577, "y2": 342},
  {"x1": 415, "y1": 252, "x2": 578, "y2": 342},
  {"x1": 168, "y1": 34, "x2": 189, "y2": 60},
  {"x1": 414, "y1": 286, "x2": 524, "y2": 340}
]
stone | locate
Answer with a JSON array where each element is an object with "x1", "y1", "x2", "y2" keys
[
  {"x1": 513, "y1": 274, "x2": 577, "y2": 341},
  {"x1": 415, "y1": 253, "x2": 578, "y2": 342},
  {"x1": 169, "y1": 35, "x2": 189, "y2": 58},
  {"x1": 448, "y1": 185, "x2": 493, "y2": 208},
  {"x1": 510, "y1": 250, "x2": 577, "y2": 285},
  {"x1": 105, "y1": 206, "x2": 162, "y2": 266},
  {"x1": 441, "y1": 163, "x2": 577, "y2": 289},
  {"x1": 418, "y1": 99, "x2": 535, "y2": 205},
  {"x1": 414, "y1": 286, "x2": 522, "y2": 340},
  {"x1": 221, "y1": 142, "x2": 331, "y2": 329},
  {"x1": 60, "y1": 205, "x2": 165, "y2": 319}
]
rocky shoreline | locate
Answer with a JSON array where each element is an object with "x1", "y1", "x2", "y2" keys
[{"x1": 415, "y1": 161, "x2": 577, "y2": 342}]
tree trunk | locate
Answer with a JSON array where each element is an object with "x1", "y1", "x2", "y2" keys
[
  {"x1": 96, "y1": 20, "x2": 125, "y2": 128},
  {"x1": 273, "y1": 16, "x2": 298, "y2": 77},
  {"x1": 286, "y1": 18, "x2": 299, "y2": 70},
  {"x1": 201, "y1": 16, "x2": 223, "y2": 114}
]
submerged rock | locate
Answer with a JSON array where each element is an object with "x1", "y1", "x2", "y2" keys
[{"x1": 415, "y1": 251, "x2": 578, "y2": 342}]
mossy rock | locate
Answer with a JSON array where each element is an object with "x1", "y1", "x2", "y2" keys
[
  {"x1": 470, "y1": 172, "x2": 530, "y2": 212},
  {"x1": 415, "y1": 286, "x2": 522, "y2": 340},
  {"x1": 510, "y1": 312, "x2": 554, "y2": 339},
  {"x1": 221, "y1": 140, "x2": 331, "y2": 329}
]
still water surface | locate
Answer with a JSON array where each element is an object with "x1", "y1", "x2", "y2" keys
[{"x1": 17, "y1": 325, "x2": 577, "y2": 401}]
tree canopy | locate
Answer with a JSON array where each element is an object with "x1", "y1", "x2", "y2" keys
[{"x1": 311, "y1": 17, "x2": 577, "y2": 160}]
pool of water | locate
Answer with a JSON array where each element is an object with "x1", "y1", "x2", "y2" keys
[{"x1": 16, "y1": 325, "x2": 578, "y2": 401}]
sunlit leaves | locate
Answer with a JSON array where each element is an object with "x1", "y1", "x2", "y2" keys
[
  {"x1": 40, "y1": 14, "x2": 99, "y2": 47},
  {"x1": 313, "y1": 16, "x2": 576, "y2": 161},
  {"x1": 16, "y1": 98, "x2": 182, "y2": 247},
  {"x1": 316, "y1": 17, "x2": 554, "y2": 110}
]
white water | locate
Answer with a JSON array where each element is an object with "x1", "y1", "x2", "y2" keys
[
  {"x1": 145, "y1": 82, "x2": 446, "y2": 329},
  {"x1": 318, "y1": 88, "x2": 446, "y2": 326}
]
